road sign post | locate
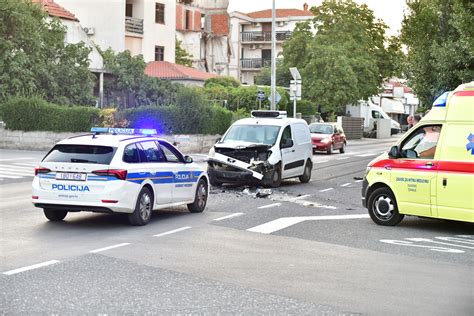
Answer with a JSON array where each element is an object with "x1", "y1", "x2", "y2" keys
[
  {"x1": 289, "y1": 68, "x2": 302, "y2": 118},
  {"x1": 257, "y1": 90, "x2": 265, "y2": 109}
]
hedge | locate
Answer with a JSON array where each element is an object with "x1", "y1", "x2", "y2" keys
[
  {"x1": 0, "y1": 97, "x2": 100, "y2": 132},
  {"x1": 118, "y1": 104, "x2": 233, "y2": 135}
]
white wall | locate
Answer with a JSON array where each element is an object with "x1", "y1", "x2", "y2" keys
[{"x1": 55, "y1": 0, "x2": 126, "y2": 52}]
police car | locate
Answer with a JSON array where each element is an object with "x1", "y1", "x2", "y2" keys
[{"x1": 32, "y1": 128, "x2": 209, "y2": 226}]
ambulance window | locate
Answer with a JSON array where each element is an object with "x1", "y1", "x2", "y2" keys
[
  {"x1": 400, "y1": 124, "x2": 442, "y2": 159},
  {"x1": 123, "y1": 144, "x2": 140, "y2": 163},
  {"x1": 139, "y1": 141, "x2": 166, "y2": 163},
  {"x1": 158, "y1": 141, "x2": 183, "y2": 163}
]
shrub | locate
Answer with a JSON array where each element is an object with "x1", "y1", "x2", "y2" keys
[
  {"x1": 204, "y1": 76, "x2": 241, "y2": 89},
  {"x1": 0, "y1": 97, "x2": 100, "y2": 132}
]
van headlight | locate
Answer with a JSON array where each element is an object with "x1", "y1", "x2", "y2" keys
[{"x1": 208, "y1": 146, "x2": 215, "y2": 157}]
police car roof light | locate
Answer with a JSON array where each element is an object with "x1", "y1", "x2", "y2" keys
[
  {"x1": 251, "y1": 110, "x2": 287, "y2": 118},
  {"x1": 432, "y1": 91, "x2": 449, "y2": 107},
  {"x1": 90, "y1": 127, "x2": 157, "y2": 136}
]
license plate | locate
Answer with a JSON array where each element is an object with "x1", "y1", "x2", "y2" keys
[{"x1": 55, "y1": 172, "x2": 87, "y2": 181}]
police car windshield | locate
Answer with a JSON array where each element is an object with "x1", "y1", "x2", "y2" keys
[
  {"x1": 43, "y1": 145, "x2": 116, "y2": 164},
  {"x1": 309, "y1": 124, "x2": 333, "y2": 134},
  {"x1": 222, "y1": 125, "x2": 280, "y2": 145}
]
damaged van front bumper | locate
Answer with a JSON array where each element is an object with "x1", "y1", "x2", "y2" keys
[{"x1": 207, "y1": 152, "x2": 275, "y2": 184}]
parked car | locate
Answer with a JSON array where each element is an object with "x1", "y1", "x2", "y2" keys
[{"x1": 309, "y1": 123, "x2": 347, "y2": 154}]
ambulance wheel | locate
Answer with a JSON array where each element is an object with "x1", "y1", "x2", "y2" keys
[
  {"x1": 368, "y1": 187, "x2": 404, "y2": 226},
  {"x1": 128, "y1": 187, "x2": 153, "y2": 226},
  {"x1": 188, "y1": 179, "x2": 208, "y2": 213},
  {"x1": 340, "y1": 142, "x2": 346, "y2": 153},
  {"x1": 299, "y1": 160, "x2": 312, "y2": 183},
  {"x1": 43, "y1": 208, "x2": 67, "y2": 221}
]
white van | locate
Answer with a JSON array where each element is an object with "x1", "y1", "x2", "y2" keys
[
  {"x1": 207, "y1": 111, "x2": 313, "y2": 187},
  {"x1": 346, "y1": 100, "x2": 401, "y2": 135}
]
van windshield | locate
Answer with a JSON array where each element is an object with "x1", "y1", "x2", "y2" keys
[
  {"x1": 43, "y1": 145, "x2": 116, "y2": 164},
  {"x1": 221, "y1": 125, "x2": 280, "y2": 146}
]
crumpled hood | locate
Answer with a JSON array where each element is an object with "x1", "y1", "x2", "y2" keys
[{"x1": 214, "y1": 141, "x2": 271, "y2": 150}]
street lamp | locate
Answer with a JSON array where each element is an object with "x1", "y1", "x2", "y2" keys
[{"x1": 270, "y1": 0, "x2": 276, "y2": 111}]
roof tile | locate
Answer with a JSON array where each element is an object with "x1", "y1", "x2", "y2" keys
[
  {"x1": 32, "y1": 0, "x2": 79, "y2": 21},
  {"x1": 145, "y1": 61, "x2": 218, "y2": 81},
  {"x1": 246, "y1": 9, "x2": 313, "y2": 19}
]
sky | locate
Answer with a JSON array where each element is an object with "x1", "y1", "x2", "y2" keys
[{"x1": 228, "y1": 0, "x2": 407, "y2": 36}]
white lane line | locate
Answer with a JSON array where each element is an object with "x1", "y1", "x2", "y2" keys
[
  {"x1": 340, "y1": 183, "x2": 351, "y2": 187},
  {"x1": 0, "y1": 170, "x2": 33, "y2": 176},
  {"x1": 258, "y1": 203, "x2": 281, "y2": 209},
  {"x1": 247, "y1": 214, "x2": 370, "y2": 234},
  {"x1": 12, "y1": 162, "x2": 38, "y2": 167},
  {"x1": 406, "y1": 238, "x2": 474, "y2": 250},
  {"x1": 291, "y1": 194, "x2": 311, "y2": 201},
  {"x1": 89, "y1": 243, "x2": 130, "y2": 253},
  {"x1": 3, "y1": 260, "x2": 60, "y2": 275},
  {"x1": 336, "y1": 157, "x2": 350, "y2": 160},
  {"x1": 314, "y1": 160, "x2": 329, "y2": 164},
  {"x1": 0, "y1": 157, "x2": 38, "y2": 162},
  {"x1": 354, "y1": 180, "x2": 364, "y2": 183},
  {"x1": 356, "y1": 153, "x2": 378, "y2": 157},
  {"x1": 213, "y1": 213, "x2": 244, "y2": 221},
  {"x1": 0, "y1": 174, "x2": 22, "y2": 179},
  {"x1": 154, "y1": 226, "x2": 191, "y2": 237},
  {"x1": 319, "y1": 188, "x2": 334, "y2": 192},
  {"x1": 0, "y1": 165, "x2": 34, "y2": 172},
  {"x1": 345, "y1": 152, "x2": 360, "y2": 155}
]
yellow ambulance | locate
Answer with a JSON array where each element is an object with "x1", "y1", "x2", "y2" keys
[{"x1": 362, "y1": 81, "x2": 474, "y2": 225}]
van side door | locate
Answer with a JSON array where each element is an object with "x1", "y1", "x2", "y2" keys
[{"x1": 280, "y1": 125, "x2": 304, "y2": 178}]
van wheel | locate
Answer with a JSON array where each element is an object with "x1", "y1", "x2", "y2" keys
[
  {"x1": 299, "y1": 160, "x2": 312, "y2": 183},
  {"x1": 188, "y1": 179, "x2": 208, "y2": 213},
  {"x1": 340, "y1": 142, "x2": 346, "y2": 153},
  {"x1": 43, "y1": 208, "x2": 67, "y2": 221},
  {"x1": 266, "y1": 165, "x2": 282, "y2": 188},
  {"x1": 128, "y1": 187, "x2": 153, "y2": 226},
  {"x1": 367, "y1": 187, "x2": 404, "y2": 226},
  {"x1": 327, "y1": 144, "x2": 333, "y2": 155}
]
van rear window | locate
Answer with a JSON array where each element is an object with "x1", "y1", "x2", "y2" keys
[{"x1": 43, "y1": 145, "x2": 116, "y2": 164}]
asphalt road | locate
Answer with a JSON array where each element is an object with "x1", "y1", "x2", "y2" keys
[{"x1": 1, "y1": 141, "x2": 473, "y2": 315}]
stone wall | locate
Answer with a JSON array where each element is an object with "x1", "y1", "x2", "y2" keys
[{"x1": 0, "y1": 127, "x2": 220, "y2": 154}]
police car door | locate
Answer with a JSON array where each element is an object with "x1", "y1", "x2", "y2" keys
[
  {"x1": 138, "y1": 141, "x2": 173, "y2": 206},
  {"x1": 158, "y1": 141, "x2": 196, "y2": 203}
]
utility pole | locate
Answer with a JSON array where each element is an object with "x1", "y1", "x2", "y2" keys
[{"x1": 270, "y1": 0, "x2": 276, "y2": 111}]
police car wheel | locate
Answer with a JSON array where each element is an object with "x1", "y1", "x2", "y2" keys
[
  {"x1": 43, "y1": 208, "x2": 67, "y2": 221},
  {"x1": 368, "y1": 187, "x2": 404, "y2": 226},
  {"x1": 128, "y1": 187, "x2": 153, "y2": 226},
  {"x1": 188, "y1": 179, "x2": 208, "y2": 213},
  {"x1": 299, "y1": 160, "x2": 312, "y2": 183}
]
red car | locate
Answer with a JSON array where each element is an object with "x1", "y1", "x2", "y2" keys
[{"x1": 309, "y1": 123, "x2": 347, "y2": 154}]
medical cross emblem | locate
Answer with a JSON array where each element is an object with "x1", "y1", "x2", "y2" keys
[{"x1": 467, "y1": 133, "x2": 474, "y2": 155}]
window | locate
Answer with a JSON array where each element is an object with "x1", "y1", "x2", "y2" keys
[
  {"x1": 155, "y1": 3, "x2": 165, "y2": 24},
  {"x1": 123, "y1": 144, "x2": 140, "y2": 163},
  {"x1": 372, "y1": 110, "x2": 382, "y2": 119},
  {"x1": 280, "y1": 125, "x2": 292, "y2": 148},
  {"x1": 154, "y1": 46, "x2": 164, "y2": 61},
  {"x1": 139, "y1": 141, "x2": 166, "y2": 162},
  {"x1": 185, "y1": 10, "x2": 191, "y2": 30},
  {"x1": 400, "y1": 124, "x2": 442, "y2": 159},
  {"x1": 43, "y1": 145, "x2": 116, "y2": 164},
  {"x1": 158, "y1": 141, "x2": 182, "y2": 163},
  {"x1": 126, "y1": 3, "x2": 133, "y2": 17}
]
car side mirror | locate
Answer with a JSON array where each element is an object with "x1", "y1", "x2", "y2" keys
[
  {"x1": 388, "y1": 146, "x2": 401, "y2": 159},
  {"x1": 184, "y1": 155, "x2": 193, "y2": 163},
  {"x1": 215, "y1": 137, "x2": 221, "y2": 143},
  {"x1": 281, "y1": 139, "x2": 294, "y2": 149}
]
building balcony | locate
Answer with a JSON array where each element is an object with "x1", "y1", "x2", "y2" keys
[
  {"x1": 241, "y1": 31, "x2": 292, "y2": 43},
  {"x1": 240, "y1": 58, "x2": 271, "y2": 70},
  {"x1": 125, "y1": 17, "x2": 143, "y2": 34}
]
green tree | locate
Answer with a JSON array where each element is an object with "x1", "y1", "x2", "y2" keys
[
  {"x1": 175, "y1": 38, "x2": 193, "y2": 67},
  {"x1": 281, "y1": 0, "x2": 402, "y2": 115},
  {"x1": 0, "y1": 0, "x2": 95, "y2": 105},
  {"x1": 401, "y1": 0, "x2": 473, "y2": 106}
]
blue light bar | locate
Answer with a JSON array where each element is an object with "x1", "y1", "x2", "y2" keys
[
  {"x1": 90, "y1": 127, "x2": 157, "y2": 135},
  {"x1": 432, "y1": 91, "x2": 450, "y2": 107}
]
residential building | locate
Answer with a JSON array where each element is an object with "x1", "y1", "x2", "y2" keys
[
  {"x1": 228, "y1": 4, "x2": 313, "y2": 84},
  {"x1": 55, "y1": 0, "x2": 176, "y2": 63},
  {"x1": 145, "y1": 61, "x2": 218, "y2": 86},
  {"x1": 176, "y1": 0, "x2": 230, "y2": 75}
]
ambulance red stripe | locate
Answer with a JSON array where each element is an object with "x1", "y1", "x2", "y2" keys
[
  {"x1": 371, "y1": 159, "x2": 474, "y2": 174},
  {"x1": 452, "y1": 90, "x2": 474, "y2": 97}
]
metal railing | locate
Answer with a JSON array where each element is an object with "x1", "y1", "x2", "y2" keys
[
  {"x1": 125, "y1": 17, "x2": 144, "y2": 34},
  {"x1": 240, "y1": 58, "x2": 272, "y2": 70},
  {"x1": 241, "y1": 31, "x2": 292, "y2": 43}
]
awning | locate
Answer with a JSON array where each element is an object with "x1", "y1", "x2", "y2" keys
[{"x1": 381, "y1": 98, "x2": 406, "y2": 114}]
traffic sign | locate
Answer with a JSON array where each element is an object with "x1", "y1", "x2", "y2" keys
[
  {"x1": 257, "y1": 90, "x2": 266, "y2": 101},
  {"x1": 268, "y1": 90, "x2": 281, "y2": 104}
]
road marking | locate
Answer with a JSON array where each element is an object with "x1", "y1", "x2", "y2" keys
[
  {"x1": 12, "y1": 162, "x2": 38, "y2": 167},
  {"x1": 89, "y1": 243, "x2": 130, "y2": 253},
  {"x1": 355, "y1": 153, "x2": 378, "y2": 157},
  {"x1": 380, "y1": 239, "x2": 464, "y2": 253},
  {"x1": 354, "y1": 179, "x2": 364, "y2": 183},
  {"x1": 0, "y1": 174, "x2": 22, "y2": 179},
  {"x1": 436, "y1": 236, "x2": 474, "y2": 245},
  {"x1": 345, "y1": 152, "x2": 360, "y2": 155},
  {"x1": 340, "y1": 183, "x2": 351, "y2": 187},
  {"x1": 291, "y1": 194, "x2": 311, "y2": 201},
  {"x1": 0, "y1": 157, "x2": 38, "y2": 162},
  {"x1": 336, "y1": 157, "x2": 350, "y2": 160},
  {"x1": 247, "y1": 214, "x2": 369, "y2": 234},
  {"x1": 319, "y1": 188, "x2": 334, "y2": 192},
  {"x1": 213, "y1": 213, "x2": 244, "y2": 221},
  {"x1": 258, "y1": 203, "x2": 281, "y2": 209},
  {"x1": 313, "y1": 160, "x2": 329, "y2": 164},
  {"x1": 406, "y1": 238, "x2": 474, "y2": 250},
  {"x1": 154, "y1": 226, "x2": 191, "y2": 237},
  {"x1": 0, "y1": 169, "x2": 33, "y2": 177},
  {"x1": 270, "y1": 194, "x2": 336, "y2": 209},
  {"x1": 3, "y1": 260, "x2": 60, "y2": 275},
  {"x1": 0, "y1": 164, "x2": 34, "y2": 170}
]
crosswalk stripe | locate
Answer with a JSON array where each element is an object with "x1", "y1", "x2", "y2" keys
[
  {"x1": 0, "y1": 164, "x2": 34, "y2": 171},
  {"x1": 12, "y1": 162, "x2": 38, "y2": 167},
  {"x1": 0, "y1": 170, "x2": 33, "y2": 177},
  {"x1": 0, "y1": 174, "x2": 22, "y2": 179}
]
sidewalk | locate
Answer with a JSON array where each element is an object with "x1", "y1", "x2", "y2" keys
[{"x1": 348, "y1": 134, "x2": 402, "y2": 145}]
